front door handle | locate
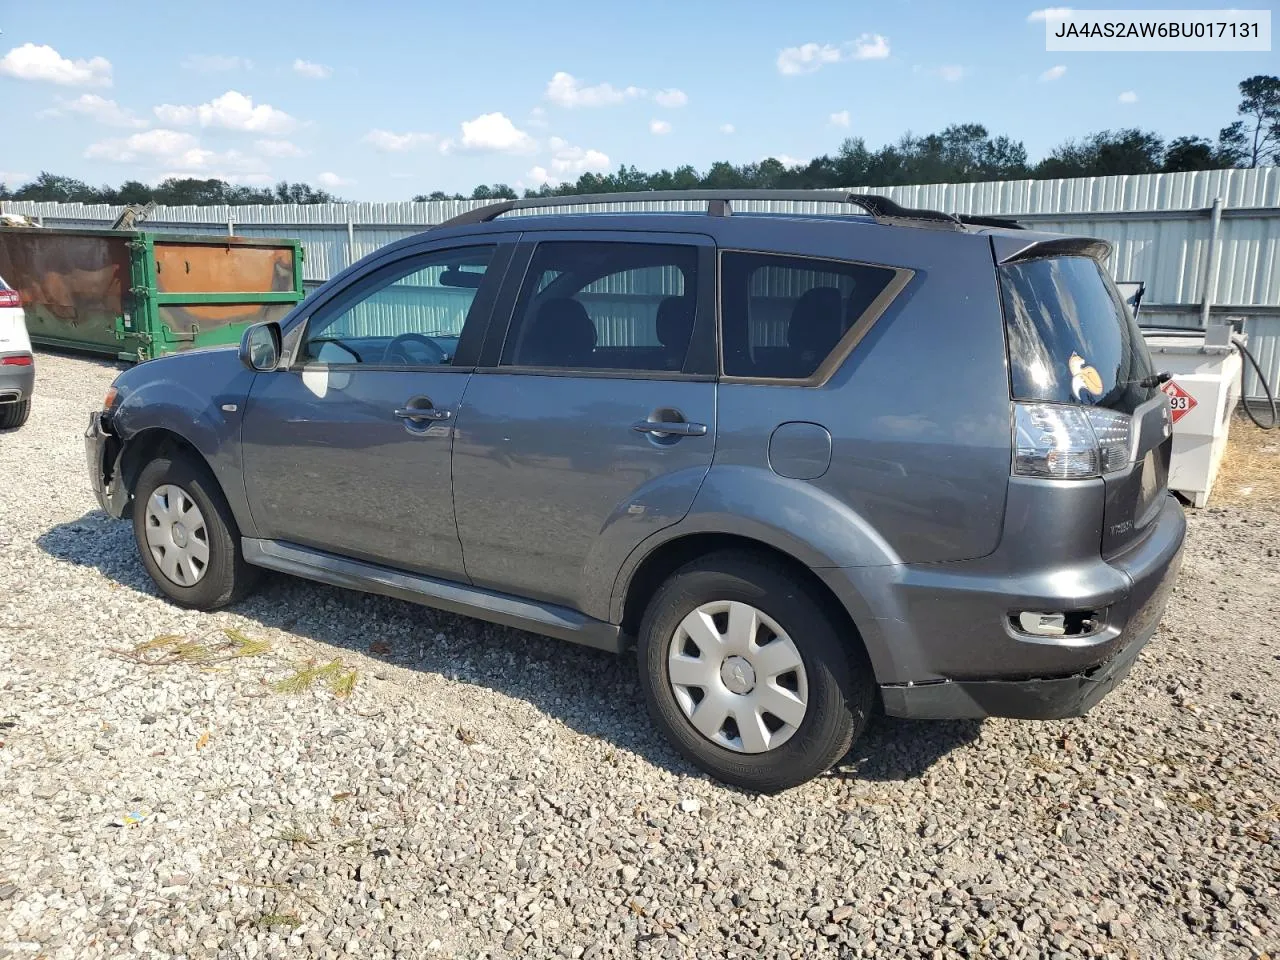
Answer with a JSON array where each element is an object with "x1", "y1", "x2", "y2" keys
[
  {"x1": 632, "y1": 419, "x2": 707, "y2": 437},
  {"x1": 395, "y1": 407, "x2": 452, "y2": 422}
]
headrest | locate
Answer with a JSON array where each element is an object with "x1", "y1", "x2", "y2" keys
[
  {"x1": 786, "y1": 286, "x2": 844, "y2": 358},
  {"x1": 526, "y1": 298, "x2": 597, "y2": 366}
]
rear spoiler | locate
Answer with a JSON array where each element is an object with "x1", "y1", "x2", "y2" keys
[
  {"x1": 992, "y1": 235, "x2": 1112, "y2": 265},
  {"x1": 957, "y1": 214, "x2": 1025, "y2": 229}
]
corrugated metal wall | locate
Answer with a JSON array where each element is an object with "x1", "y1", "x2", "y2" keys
[{"x1": 4, "y1": 167, "x2": 1278, "y2": 396}]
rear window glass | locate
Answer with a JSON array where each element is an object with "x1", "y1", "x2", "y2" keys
[
  {"x1": 1000, "y1": 256, "x2": 1156, "y2": 414},
  {"x1": 720, "y1": 252, "x2": 897, "y2": 380}
]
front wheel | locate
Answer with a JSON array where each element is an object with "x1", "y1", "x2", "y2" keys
[
  {"x1": 637, "y1": 553, "x2": 874, "y2": 792},
  {"x1": 131, "y1": 452, "x2": 259, "y2": 609}
]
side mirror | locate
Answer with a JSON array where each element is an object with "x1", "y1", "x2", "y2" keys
[{"x1": 240, "y1": 321, "x2": 282, "y2": 372}]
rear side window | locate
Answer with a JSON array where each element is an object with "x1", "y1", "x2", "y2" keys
[
  {"x1": 720, "y1": 252, "x2": 898, "y2": 380},
  {"x1": 1000, "y1": 256, "x2": 1156, "y2": 414},
  {"x1": 501, "y1": 242, "x2": 699, "y2": 374}
]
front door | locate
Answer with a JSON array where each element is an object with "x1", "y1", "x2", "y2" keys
[
  {"x1": 452, "y1": 234, "x2": 718, "y2": 615},
  {"x1": 240, "y1": 240, "x2": 508, "y2": 579}
]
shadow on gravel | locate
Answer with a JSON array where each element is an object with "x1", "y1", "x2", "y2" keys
[{"x1": 40, "y1": 511, "x2": 981, "y2": 788}]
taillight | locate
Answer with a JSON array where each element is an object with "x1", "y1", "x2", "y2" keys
[
  {"x1": 0, "y1": 290, "x2": 21, "y2": 308},
  {"x1": 1013, "y1": 402, "x2": 1133, "y2": 479},
  {"x1": 1, "y1": 355, "x2": 32, "y2": 366}
]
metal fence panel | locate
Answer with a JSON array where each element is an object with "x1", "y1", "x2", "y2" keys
[{"x1": 5, "y1": 168, "x2": 1279, "y2": 396}]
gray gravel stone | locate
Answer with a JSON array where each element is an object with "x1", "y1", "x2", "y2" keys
[{"x1": 0, "y1": 353, "x2": 1277, "y2": 959}]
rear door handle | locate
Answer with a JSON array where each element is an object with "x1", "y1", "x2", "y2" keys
[
  {"x1": 632, "y1": 419, "x2": 707, "y2": 437},
  {"x1": 395, "y1": 407, "x2": 452, "y2": 421}
]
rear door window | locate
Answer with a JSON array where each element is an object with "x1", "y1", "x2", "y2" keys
[
  {"x1": 719, "y1": 252, "x2": 899, "y2": 380},
  {"x1": 1000, "y1": 255, "x2": 1156, "y2": 414}
]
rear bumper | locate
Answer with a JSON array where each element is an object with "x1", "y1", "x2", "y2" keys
[
  {"x1": 85, "y1": 411, "x2": 129, "y2": 518},
  {"x1": 880, "y1": 610, "x2": 1165, "y2": 720},
  {"x1": 820, "y1": 492, "x2": 1186, "y2": 720},
  {"x1": 0, "y1": 354, "x2": 35, "y2": 402}
]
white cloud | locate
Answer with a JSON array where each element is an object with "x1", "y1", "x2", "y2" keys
[
  {"x1": 256, "y1": 138, "x2": 304, "y2": 157},
  {"x1": 776, "y1": 34, "x2": 889, "y2": 75},
  {"x1": 526, "y1": 140, "x2": 610, "y2": 187},
  {"x1": 0, "y1": 171, "x2": 30, "y2": 185},
  {"x1": 154, "y1": 91, "x2": 298, "y2": 134},
  {"x1": 84, "y1": 129, "x2": 267, "y2": 175},
  {"x1": 526, "y1": 165, "x2": 557, "y2": 187},
  {"x1": 1118, "y1": 90, "x2": 1138, "y2": 104},
  {"x1": 829, "y1": 110, "x2": 851, "y2": 128},
  {"x1": 854, "y1": 34, "x2": 891, "y2": 59},
  {"x1": 293, "y1": 59, "x2": 332, "y2": 79},
  {"x1": 1038, "y1": 64, "x2": 1067, "y2": 82},
  {"x1": 86, "y1": 129, "x2": 201, "y2": 163},
  {"x1": 649, "y1": 119, "x2": 672, "y2": 135},
  {"x1": 182, "y1": 54, "x2": 251, "y2": 72},
  {"x1": 546, "y1": 137, "x2": 610, "y2": 175},
  {"x1": 1027, "y1": 7, "x2": 1072, "y2": 22},
  {"x1": 315, "y1": 172, "x2": 351, "y2": 189},
  {"x1": 456, "y1": 112, "x2": 536, "y2": 153},
  {"x1": 545, "y1": 71, "x2": 644, "y2": 108},
  {"x1": 41, "y1": 94, "x2": 146, "y2": 128},
  {"x1": 719, "y1": 123, "x2": 736, "y2": 134},
  {"x1": 936, "y1": 64, "x2": 966, "y2": 82},
  {"x1": 777, "y1": 42, "x2": 845, "y2": 75},
  {"x1": 765, "y1": 154, "x2": 804, "y2": 168},
  {"x1": 363, "y1": 129, "x2": 435, "y2": 152},
  {"x1": 528, "y1": 106, "x2": 549, "y2": 128},
  {"x1": 653, "y1": 88, "x2": 688, "y2": 108},
  {"x1": 0, "y1": 43, "x2": 111, "y2": 87}
]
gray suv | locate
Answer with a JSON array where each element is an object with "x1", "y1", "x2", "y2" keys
[{"x1": 85, "y1": 191, "x2": 1185, "y2": 791}]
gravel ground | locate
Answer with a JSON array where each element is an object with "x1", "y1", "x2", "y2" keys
[{"x1": 1, "y1": 351, "x2": 1278, "y2": 960}]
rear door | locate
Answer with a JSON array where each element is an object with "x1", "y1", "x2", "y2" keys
[
  {"x1": 999, "y1": 252, "x2": 1169, "y2": 557},
  {"x1": 451, "y1": 231, "x2": 718, "y2": 614}
]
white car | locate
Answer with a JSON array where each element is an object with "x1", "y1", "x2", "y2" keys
[{"x1": 0, "y1": 272, "x2": 33, "y2": 429}]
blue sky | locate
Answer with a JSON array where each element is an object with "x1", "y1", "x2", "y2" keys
[{"x1": 0, "y1": 2, "x2": 1274, "y2": 200}]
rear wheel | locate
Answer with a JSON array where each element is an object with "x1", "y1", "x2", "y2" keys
[
  {"x1": 131, "y1": 452, "x2": 259, "y2": 609},
  {"x1": 637, "y1": 552, "x2": 874, "y2": 792},
  {"x1": 0, "y1": 399, "x2": 30, "y2": 429}
]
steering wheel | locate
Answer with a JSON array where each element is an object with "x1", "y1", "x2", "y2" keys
[{"x1": 383, "y1": 333, "x2": 447, "y2": 366}]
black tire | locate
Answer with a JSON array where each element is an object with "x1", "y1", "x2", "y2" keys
[
  {"x1": 131, "y1": 452, "x2": 260, "y2": 610},
  {"x1": 637, "y1": 552, "x2": 874, "y2": 793},
  {"x1": 0, "y1": 399, "x2": 30, "y2": 429}
]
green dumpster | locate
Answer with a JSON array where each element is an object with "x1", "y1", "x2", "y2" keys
[{"x1": 0, "y1": 226, "x2": 305, "y2": 362}]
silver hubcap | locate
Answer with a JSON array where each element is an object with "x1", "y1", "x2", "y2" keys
[
  {"x1": 667, "y1": 600, "x2": 809, "y2": 754},
  {"x1": 144, "y1": 484, "x2": 210, "y2": 587}
]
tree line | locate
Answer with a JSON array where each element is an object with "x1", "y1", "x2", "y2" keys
[
  {"x1": 0, "y1": 174, "x2": 339, "y2": 207},
  {"x1": 2, "y1": 75, "x2": 1276, "y2": 207}
]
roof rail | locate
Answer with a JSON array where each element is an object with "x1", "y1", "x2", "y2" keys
[{"x1": 434, "y1": 190, "x2": 966, "y2": 230}]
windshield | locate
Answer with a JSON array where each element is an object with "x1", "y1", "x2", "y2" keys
[{"x1": 1000, "y1": 255, "x2": 1156, "y2": 415}]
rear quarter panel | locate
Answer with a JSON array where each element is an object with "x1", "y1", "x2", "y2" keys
[{"x1": 709, "y1": 219, "x2": 1011, "y2": 564}]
